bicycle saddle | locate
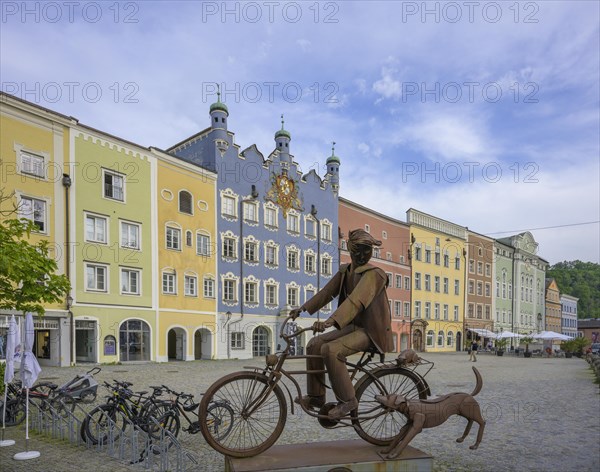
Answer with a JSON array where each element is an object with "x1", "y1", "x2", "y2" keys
[{"x1": 183, "y1": 402, "x2": 200, "y2": 412}]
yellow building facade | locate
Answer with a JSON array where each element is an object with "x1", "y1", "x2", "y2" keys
[
  {"x1": 407, "y1": 209, "x2": 467, "y2": 352},
  {"x1": 152, "y1": 149, "x2": 217, "y2": 361}
]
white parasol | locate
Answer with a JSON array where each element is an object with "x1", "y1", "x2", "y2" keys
[
  {"x1": 532, "y1": 331, "x2": 571, "y2": 341},
  {"x1": 13, "y1": 313, "x2": 40, "y2": 460},
  {"x1": 0, "y1": 315, "x2": 19, "y2": 447},
  {"x1": 496, "y1": 331, "x2": 523, "y2": 339}
]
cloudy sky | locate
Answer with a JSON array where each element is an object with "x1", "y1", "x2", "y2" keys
[{"x1": 2, "y1": 1, "x2": 598, "y2": 264}]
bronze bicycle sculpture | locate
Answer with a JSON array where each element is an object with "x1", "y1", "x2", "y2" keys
[{"x1": 198, "y1": 316, "x2": 433, "y2": 458}]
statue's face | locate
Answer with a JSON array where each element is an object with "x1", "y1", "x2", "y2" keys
[{"x1": 350, "y1": 244, "x2": 372, "y2": 267}]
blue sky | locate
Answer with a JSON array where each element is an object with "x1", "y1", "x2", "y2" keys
[{"x1": 2, "y1": 1, "x2": 598, "y2": 264}]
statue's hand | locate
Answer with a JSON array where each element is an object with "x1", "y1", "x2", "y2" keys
[
  {"x1": 312, "y1": 318, "x2": 335, "y2": 333},
  {"x1": 289, "y1": 307, "x2": 303, "y2": 320}
]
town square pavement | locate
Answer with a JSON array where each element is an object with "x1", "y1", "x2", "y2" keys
[{"x1": 1, "y1": 352, "x2": 599, "y2": 472}]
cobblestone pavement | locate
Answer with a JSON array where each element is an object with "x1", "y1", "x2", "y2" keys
[{"x1": 1, "y1": 352, "x2": 599, "y2": 472}]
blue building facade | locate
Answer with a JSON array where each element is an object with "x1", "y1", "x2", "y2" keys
[{"x1": 169, "y1": 97, "x2": 340, "y2": 359}]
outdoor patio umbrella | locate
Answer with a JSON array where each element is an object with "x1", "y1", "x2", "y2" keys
[
  {"x1": 496, "y1": 331, "x2": 523, "y2": 339},
  {"x1": 533, "y1": 331, "x2": 571, "y2": 341},
  {"x1": 14, "y1": 313, "x2": 41, "y2": 460},
  {"x1": 0, "y1": 315, "x2": 19, "y2": 447}
]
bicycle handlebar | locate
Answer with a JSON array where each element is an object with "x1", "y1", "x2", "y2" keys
[{"x1": 279, "y1": 315, "x2": 317, "y2": 342}]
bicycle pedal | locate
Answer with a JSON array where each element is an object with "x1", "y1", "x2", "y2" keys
[
  {"x1": 317, "y1": 403, "x2": 339, "y2": 429},
  {"x1": 187, "y1": 422, "x2": 200, "y2": 434}
]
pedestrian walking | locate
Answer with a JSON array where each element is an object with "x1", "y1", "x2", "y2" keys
[{"x1": 469, "y1": 340, "x2": 478, "y2": 362}]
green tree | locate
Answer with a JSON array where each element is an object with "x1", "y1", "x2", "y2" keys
[
  {"x1": 0, "y1": 217, "x2": 70, "y2": 316},
  {"x1": 548, "y1": 261, "x2": 600, "y2": 319}
]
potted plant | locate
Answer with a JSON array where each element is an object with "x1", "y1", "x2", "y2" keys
[
  {"x1": 572, "y1": 337, "x2": 591, "y2": 358},
  {"x1": 495, "y1": 338, "x2": 509, "y2": 356},
  {"x1": 561, "y1": 339, "x2": 575, "y2": 358},
  {"x1": 521, "y1": 336, "x2": 535, "y2": 358}
]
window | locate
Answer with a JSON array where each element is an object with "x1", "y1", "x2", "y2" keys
[
  {"x1": 223, "y1": 237, "x2": 236, "y2": 258},
  {"x1": 468, "y1": 279, "x2": 475, "y2": 295},
  {"x1": 196, "y1": 234, "x2": 210, "y2": 256},
  {"x1": 121, "y1": 221, "x2": 140, "y2": 249},
  {"x1": 86, "y1": 264, "x2": 107, "y2": 292},
  {"x1": 287, "y1": 287, "x2": 298, "y2": 307},
  {"x1": 414, "y1": 301, "x2": 421, "y2": 318},
  {"x1": 485, "y1": 283, "x2": 491, "y2": 297},
  {"x1": 20, "y1": 151, "x2": 45, "y2": 177},
  {"x1": 496, "y1": 281, "x2": 501, "y2": 297},
  {"x1": 426, "y1": 330, "x2": 434, "y2": 347},
  {"x1": 321, "y1": 257, "x2": 332, "y2": 276},
  {"x1": 86, "y1": 214, "x2": 107, "y2": 243},
  {"x1": 305, "y1": 254, "x2": 315, "y2": 273},
  {"x1": 382, "y1": 230, "x2": 387, "y2": 239},
  {"x1": 231, "y1": 332, "x2": 244, "y2": 349},
  {"x1": 477, "y1": 281, "x2": 483, "y2": 296},
  {"x1": 415, "y1": 273, "x2": 421, "y2": 290},
  {"x1": 184, "y1": 275, "x2": 197, "y2": 296},
  {"x1": 443, "y1": 277, "x2": 449, "y2": 294},
  {"x1": 373, "y1": 247, "x2": 380, "y2": 259},
  {"x1": 121, "y1": 268, "x2": 140, "y2": 295},
  {"x1": 386, "y1": 252, "x2": 392, "y2": 261},
  {"x1": 265, "y1": 284, "x2": 278, "y2": 305},
  {"x1": 321, "y1": 222, "x2": 332, "y2": 241},
  {"x1": 443, "y1": 253, "x2": 449, "y2": 267},
  {"x1": 404, "y1": 302, "x2": 410, "y2": 317},
  {"x1": 454, "y1": 306, "x2": 459, "y2": 321},
  {"x1": 468, "y1": 304, "x2": 474, "y2": 318},
  {"x1": 443, "y1": 304, "x2": 449, "y2": 320},
  {"x1": 203, "y1": 277, "x2": 214, "y2": 298},
  {"x1": 447, "y1": 331, "x2": 454, "y2": 347},
  {"x1": 434, "y1": 303, "x2": 440, "y2": 320},
  {"x1": 186, "y1": 230, "x2": 193, "y2": 247},
  {"x1": 166, "y1": 226, "x2": 181, "y2": 250},
  {"x1": 425, "y1": 274, "x2": 431, "y2": 291},
  {"x1": 485, "y1": 263, "x2": 491, "y2": 277},
  {"x1": 435, "y1": 251, "x2": 440, "y2": 265},
  {"x1": 20, "y1": 196, "x2": 46, "y2": 232},
  {"x1": 244, "y1": 241, "x2": 258, "y2": 262},
  {"x1": 425, "y1": 302, "x2": 431, "y2": 319},
  {"x1": 365, "y1": 224, "x2": 370, "y2": 232},
  {"x1": 305, "y1": 218, "x2": 316, "y2": 237},
  {"x1": 477, "y1": 305, "x2": 483, "y2": 319},
  {"x1": 455, "y1": 255, "x2": 460, "y2": 270},
  {"x1": 454, "y1": 279, "x2": 460, "y2": 295},
  {"x1": 287, "y1": 249, "x2": 299, "y2": 270},
  {"x1": 245, "y1": 281, "x2": 258, "y2": 303},
  {"x1": 395, "y1": 275, "x2": 402, "y2": 289},
  {"x1": 103, "y1": 170, "x2": 124, "y2": 201},
  {"x1": 386, "y1": 272, "x2": 393, "y2": 286},
  {"x1": 477, "y1": 261, "x2": 483, "y2": 275},
  {"x1": 394, "y1": 301, "x2": 402, "y2": 317},
  {"x1": 434, "y1": 276, "x2": 440, "y2": 293},
  {"x1": 179, "y1": 191, "x2": 193, "y2": 214},
  {"x1": 485, "y1": 305, "x2": 491, "y2": 320},
  {"x1": 306, "y1": 289, "x2": 315, "y2": 301},
  {"x1": 243, "y1": 201, "x2": 258, "y2": 222},
  {"x1": 287, "y1": 214, "x2": 299, "y2": 233},
  {"x1": 222, "y1": 196, "x2": 236, "y2": 217},
  {"x1": 162, "y1": 272, "x2": 176, "y2": 294},
  {"x1": 415, "y1": 245, "x2": 422, "y2": 261},
  {"x1": 265, "y1": 207, "x2": 277, "y2": 227},
  {"x1": 223, "y1": 279, "x2": 236, "y2": 302},
  {"x1": 265, "y1": 245, "x2": 278, "y2": 266},
  {"x1": 469, "y1": 259, "x2": 475, "y2": 273},
  {"x1": 404, "y1": 276, "x2": 410, "y2": 290},
  {"x1": 425, "y1": 249, "x2": 431, "y2": 263},
  {"x1": 437, "y1": 330, "x2": 444, "y2": 346}
]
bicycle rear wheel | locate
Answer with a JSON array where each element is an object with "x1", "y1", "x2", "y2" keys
[
  {"x1": 83, "y1": 404, "x2": 126, "y2": 445},
  {"x1": 352, "y1": 367, "x2": 427, "y2": 446},
  {"x1": 206, "y1": 400, "x2": 234, "y2": 441},
  {"x1": 199, "y1": 372, "x2": 287, "y2": 458},
  {"x1": 4, "y1": 399, "x2": 26, "y2": 426}
]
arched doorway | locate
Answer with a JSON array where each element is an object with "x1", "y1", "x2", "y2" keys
[
  {"x1": 119, "y1": 319, "x2": 151, "y2": 361},
  {"x1": 413, "y1": 329, "x2": 423, "y2": 352},
  {"x1": 456, "y1": 331, "x2": 462, "y2": 351},
  {"x1": 194, "y1": 328, "x2": 212, "y2": 360},
  {"x1": 167, "y1": 328, "x2": 186, "y2": 361},
  {"x1": 252, "y1": 326, "x2": 270, "y2": 357}
]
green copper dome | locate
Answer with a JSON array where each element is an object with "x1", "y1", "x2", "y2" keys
[
  {"x1": 275, "y1": 114, "x2": 291, "y2": 140},
  {"x1": 210, "y1": 88, "x2": 229, "y2": 115},
  {"x1": 326, "y1": 141, "x2": 340, "y2": 164}
]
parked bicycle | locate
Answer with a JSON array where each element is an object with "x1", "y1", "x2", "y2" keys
[
  {"x1": 81, "y1": 380, "x2": 173, "y2": 445},
  {"x1": 156, "y1": 384, "x2": 234, "y2": 440},
  {"x1": 198, "y1": 315, "x2": 432, "y2": 458},
  {"x1": 2, "y1": 380, "x2": 59, "y2": 426}
]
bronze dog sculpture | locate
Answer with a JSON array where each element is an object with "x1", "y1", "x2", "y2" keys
[
  {"x1": 375, "y1": 366, "x2": 485, "y2": 459},
  {"x1": 395, "y1": 348, "x2": 420, "y2": 366}
]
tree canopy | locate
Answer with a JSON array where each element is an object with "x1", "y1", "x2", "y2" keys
[
  {"x1": 0, "y1": 217, "x2": 70, "y2": 316},
  {"x1": 547, "y1": 261, "x2": 600, "y2": 319}
]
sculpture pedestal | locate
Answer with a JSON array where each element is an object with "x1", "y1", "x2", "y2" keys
[{"x1": 225, "y1": 439, "x2": 433, "y2": 472}]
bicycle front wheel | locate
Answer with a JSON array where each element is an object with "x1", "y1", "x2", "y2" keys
[
  {"x1": 199, "y1": 372, "x2": 287, "y2": 458},
  {"x1": 353, "y1": 367, "x2": 427, "y2": 446},
  {"x1": 4, "y1": 399, "x2": 26, "y2": 426}
]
